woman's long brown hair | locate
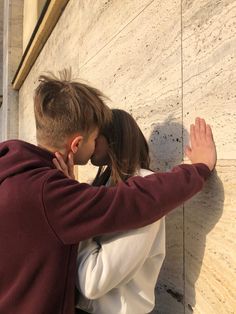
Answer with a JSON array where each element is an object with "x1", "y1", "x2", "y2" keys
[{"x1": 93, "y1": 109, "x2": 151, "y2": 186}]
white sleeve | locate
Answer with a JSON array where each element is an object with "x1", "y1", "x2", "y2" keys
[{"x1": 76, "y1": 221, "x2": 162, "y2": 299}]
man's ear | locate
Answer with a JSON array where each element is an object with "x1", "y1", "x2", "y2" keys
[{"x1": 70, "y1": 135, "x2": 84, "y2": 154}]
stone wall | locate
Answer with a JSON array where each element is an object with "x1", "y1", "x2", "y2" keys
[
  {"x1": 0, "y1": 0, "x2": 23, "y2": 141},
  {"x1": 17, "y1": 0, "x2": 236, "y2": 313}
]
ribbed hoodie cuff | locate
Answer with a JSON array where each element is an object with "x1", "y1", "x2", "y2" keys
[{"x1": 193, "y1": 163, "x2": 212, "y2": 181}]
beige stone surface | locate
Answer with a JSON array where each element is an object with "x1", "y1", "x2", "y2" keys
[
  {"x1": 77, "y1": 0, "x2": 155, "y2": 67},
  {"x1": 19, "y1": 0, "x2": 184, "y2": 167},
  {"x1": 22, "y1": 0, "x2": 48, "y2": 51},
  {"x1": 19, "y1": 0, "x2": 81, "y2": 142},
  {"x1": 79, "y1": 0, "x2": 183, "y2": 171},
  {"x1": 78, "y1": 2, "x2": 184, "y2": 313},
  {"x1": 184, "y1": 161, "x2": 236, "y2": 314},
  {"x1": 1, "y1": 0, "x2": 23, "y2": 141},
  {"x1": 182, "y1": 0, "x2": 236, "y2": 159},
  {"x1": 151, "y1": 207, "x2": 184, "y2": 314},
  {"x1": 182, "y1": 3, "x2": 236, "y2": 311},
  {"x1": 23, "y1": 0, "x2": 38, "y2": 51}
]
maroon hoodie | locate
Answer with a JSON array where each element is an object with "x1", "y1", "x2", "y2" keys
[{"x1": 0, "y1": 140, "x2": 210, "y2": 314}]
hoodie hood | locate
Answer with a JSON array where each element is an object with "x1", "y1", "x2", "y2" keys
[{"x1": 0, "y1": 140, "x2": 55, "y2": 184}]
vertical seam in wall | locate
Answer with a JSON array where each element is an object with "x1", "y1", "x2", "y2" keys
[{"x1": 180, "y1": 0, "x2": 186, "y2": 312}]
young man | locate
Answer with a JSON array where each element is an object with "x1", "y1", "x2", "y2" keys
[{"x1": 0, "y1": 72, "x2": 216, "y2": 314}]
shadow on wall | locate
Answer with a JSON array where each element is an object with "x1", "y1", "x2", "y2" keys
[
  {"x1": 184, "y1": 171, "x2": 224, "y2": 314},
  {"x1": 147, "y1": 116, "x2": 224, "y2": 314},
  {"x1": 147, "y1": 115, "x2": 186, "y2": 172},
  {"x1": 148, "y1": 117, "x2": 186, "y2": 314}
]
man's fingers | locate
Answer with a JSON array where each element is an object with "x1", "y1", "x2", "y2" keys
[
  {"x1": 55, "y1": 152, "x2": 67, "y2": 172},
  {"x1": 206, "y1": 124, "x2": 213, "y2": 140},
  {"x1": 55, "y1": 152, "x2": 64, "y2": 163},
  {"x1": 194, "y1": 117, "x2": 208, "y2": 143},
  {"x1": 68, "y1": 153, "x2": 74, "y2": 166},
  {"x1": 199, "y1": 118, "x2": 206, "y2": 139},
  {"x1": 68, "y1": 153, "x2": 75, "y2": 179},
  {"x1": 53, "y1": 152, "x2": 76, "y2": 179},
  {"x1": 195, "y1": 117, "x2": 200, "y2": 133},
  {"x1": 53, "y1": 158, "x2": 62, "y2": 171},
  {"x1": 54, "y1": 152, "x2": 70, "y2": 177},
  {"x1": 194, "y1": 117, "x2": 201, "y2": 143}
]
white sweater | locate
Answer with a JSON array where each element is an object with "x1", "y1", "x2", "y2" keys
[{"x1": 76, "y1": 169, "x2": 166, "y2": 314}]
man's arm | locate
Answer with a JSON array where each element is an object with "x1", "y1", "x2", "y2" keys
[
  {"x1": 42, "y1": 162, "x2": 209, "y2": 244},
  {"x1": 43, "y1": 118, "x2": 216, "y2": 244}
]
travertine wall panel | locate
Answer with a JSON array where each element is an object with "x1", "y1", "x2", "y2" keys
[
  {"x1": 19, "y1": 0, "x2": 81, "y2": 142},
  {"x1": 1, "y1": 0, "x2": 23, "y2": 141},
  {"x1": 151, "y1": 207, "x2": 184, "y2": 314},
  {"x1": 78, "y1": 1, "x2": 184, "y2": 313},
  {"x1": 18, "y1": 0, "x2": 157, "y2": 142},
  {"x1": 182, "y1": 1, "x2": 236, "y2": 313},
  {"x1": 182, "y1": 0, "x2": 236, "y2": 159},
  {"x1": 79, "y1": 0, "x2": 183, "y2": 170},
  {"x1": 23, "y1": 0, "x2": 38, "y2": 51},
  {"x1": 78, "y1": 0, "x2": 154, "y2": 67},
  {"x1": 184, "y1": 161, "x2": 236, "y2": 314}
]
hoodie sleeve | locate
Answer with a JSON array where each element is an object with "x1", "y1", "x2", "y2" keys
[{"x1": 42, "y1": 163, "x2": 210, "y2": 244}]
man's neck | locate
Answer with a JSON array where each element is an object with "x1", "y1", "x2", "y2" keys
[{"x1": 37, "y1": 143, "x2": 68, "y2": 161}]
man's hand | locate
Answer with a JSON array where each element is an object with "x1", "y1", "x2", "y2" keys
[
  {"x1": 185, "y1": 117, "x2": 217, "y2": 171},
  {"x1": 53, "y1": 152, "x2": 75, "y2": 180}
]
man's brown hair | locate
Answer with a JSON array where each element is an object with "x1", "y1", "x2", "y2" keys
[{"x1": 34, "y1": 69, "x2": 112, "y2": 149}]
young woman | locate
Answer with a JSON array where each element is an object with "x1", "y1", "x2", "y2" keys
[{"x1": 55, "y1": 109, "x2": 165, "y2": 314}]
